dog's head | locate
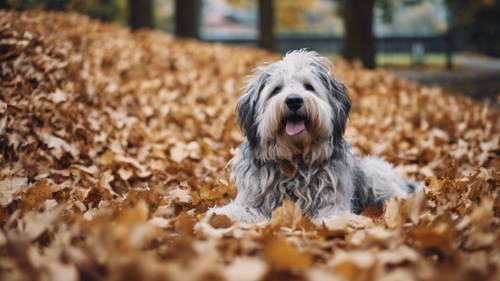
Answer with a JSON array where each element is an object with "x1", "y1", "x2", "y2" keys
[{"x1": 237, "y1": 50, "x2": 351, "y2": 163}]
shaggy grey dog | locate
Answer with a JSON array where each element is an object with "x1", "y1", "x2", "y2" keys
[{"x1": 210, "y1": 50, "x2": 420, "y2": 223}]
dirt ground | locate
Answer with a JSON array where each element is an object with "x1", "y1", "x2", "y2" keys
[{"x1": 391, "y1": 56, "x2": 500, "y2": 104}]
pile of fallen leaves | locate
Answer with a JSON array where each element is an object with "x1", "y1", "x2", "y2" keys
[{"x1": 0, "y1": 11, "x2": 498, "y2": 281}]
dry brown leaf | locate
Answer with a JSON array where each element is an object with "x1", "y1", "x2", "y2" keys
[
  {"x1": 408, "y1": 223, "x2": 456, "y2": 255},
  {"x1": 329, "y1": 250, "x2": 375, "y2": 281},
  {"x1": 175, "y1": 211, "x2": 196, "y2": 236},
  {"x1": 269, "y1": 198, "x2": 304, "y2": 229},
  {"x1": 209, "y1": 213, "x2": 234, "y2": 229},
  {"x1": 263, "y1": 235, "x2": 312, "y2": 272}
]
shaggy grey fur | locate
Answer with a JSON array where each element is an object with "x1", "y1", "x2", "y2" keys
[{"x1": 209, "y1": 50, "x2": 420, "y2": 223}]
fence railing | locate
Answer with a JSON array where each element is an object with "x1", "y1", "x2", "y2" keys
[{"x1": 203, "y1": 34, "x2": 459, "y2": 68}]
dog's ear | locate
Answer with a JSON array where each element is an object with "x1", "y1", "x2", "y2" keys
[
  {"x1": 237, "y1": 70, "x2": 268, "y2": 148},
  {"x1": 327, "y1": 77, "x2": 351, "y2": 142},
  {"x1": 313, "y1": 59, "x2": 351, "y2": 145}
]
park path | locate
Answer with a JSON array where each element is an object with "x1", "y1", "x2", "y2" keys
[
  {"x1": 392, "y1": 55, "x2": 500, "y2": 104},
  {"x1": 460, "y1": 55, "x2": 500, "y2": 71}
]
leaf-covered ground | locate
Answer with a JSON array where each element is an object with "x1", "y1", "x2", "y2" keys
[{"x1": 0, "y1": 11, "x2": 499, "y2": 281}]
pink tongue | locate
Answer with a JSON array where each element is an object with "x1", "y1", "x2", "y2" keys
[{"x1": 285, "y1": 120, "x2": 305, "y2": 136}]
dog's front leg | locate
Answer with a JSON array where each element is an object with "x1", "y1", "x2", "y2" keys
[
  {"x1": 310, "y1": 204, "x2": 351, "y2": 225},
  {"x1": 208, "y1": 201, "x2": 268, "y2": 223}
]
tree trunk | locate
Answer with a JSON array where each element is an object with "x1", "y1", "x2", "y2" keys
[
  {"x1": 342, "y1": 0, "x2": 376, "y2": 69},
  {"x1": 258, "y1": 0, "x2": 275, "y2": 51},
  {"x1": 175, "y1": 0, "x2": 200, "y2": 39},
  {"x1": 128, "y1": 0, "x2": 154, "y2": 30}
]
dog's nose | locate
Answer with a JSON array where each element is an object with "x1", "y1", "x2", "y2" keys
[{"x1": 285, "y1": 95, "x2": 303, "y2": 111}]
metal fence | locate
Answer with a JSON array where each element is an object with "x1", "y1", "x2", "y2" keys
[{"x1": 204, "y1": 34, "x2": 460, "y2": 68}]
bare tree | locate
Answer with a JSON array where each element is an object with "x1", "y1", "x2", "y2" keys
[
  {"x1": 258, "y1": 0, "x2": 275, "y2": 51},
  {"x1": 0, "y1": 0, "x2": 8, "y2": 9},
  {"x1": 128, "y1": 0, "x2": 154, "y2": 30},
  {"x1": 175, "y1": 0, "x2": 200, "y2": 38},
  {"x1": 341, "y1": 0, "x2": 376, "y2": 69}
]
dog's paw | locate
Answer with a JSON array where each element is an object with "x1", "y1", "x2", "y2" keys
[
  {"x1": 208, "y1": 203, "x2": 268, "y2": 224},
  {"x1": 312, "y1": 212, "x2": 374, "y2": 229}
]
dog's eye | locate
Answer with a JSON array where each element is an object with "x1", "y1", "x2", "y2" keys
[
  {"x1": 270, "y1": 86, "x2": 282, "y2": 97},
  {"x1": 304, "y1": 83, "x2": 315, "y2": 92}
]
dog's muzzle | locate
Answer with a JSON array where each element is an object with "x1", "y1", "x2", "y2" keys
[
  {"x1": 285, "y1": 95, "x2": 303, "y2": 111},
  {"x1": 284, "y1": 95, "x2": 306, "y2": 136}
]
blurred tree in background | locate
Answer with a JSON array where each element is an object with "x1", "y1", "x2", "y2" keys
[
  {"x1": 258, "y1": 0, "x2": 274, "y2": 51},
  {"x1": 128, "y1": 0, "x2": 154, "y2": 29},
  {"x1": 446, "y1": 0, "x2": 500, "y2": 57},
  {"x1": 335, "y1": 0, "x2": 424, "y2": 69},
  {"x1": 338, "y1": 0, "x2": 376, "y2": 69},
  {"x1": 175, "y1": 0, "x2": 200, "y2": 38}
]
